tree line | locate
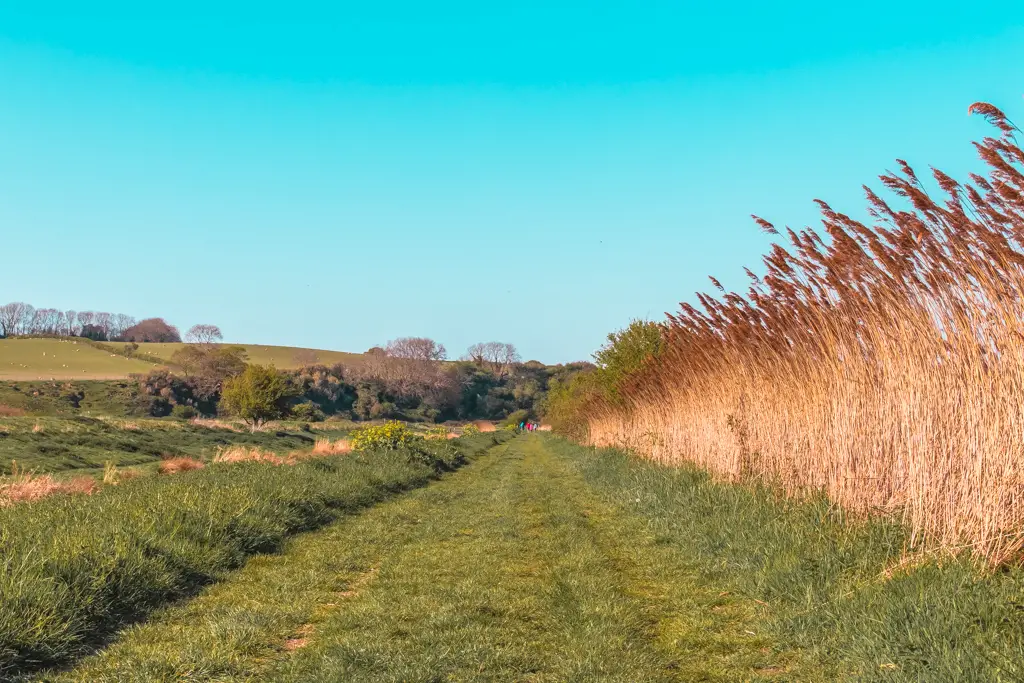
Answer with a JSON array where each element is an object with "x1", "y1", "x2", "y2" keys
[
  {"x1": 0, "y1": 302, "x2": 588, "y2": 425},
  {"x1": 135, "y1": 336, "x2": 590, "y2": 425},
  {"x1": 0, "y1": 301, "x2": 223, "y2": 344}
]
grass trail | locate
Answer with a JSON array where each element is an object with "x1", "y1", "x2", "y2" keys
[{"x1": 40, "y1": 436, "x2": 796, "y2": 682}]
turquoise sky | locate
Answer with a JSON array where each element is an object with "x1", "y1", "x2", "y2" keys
[{"x1": 2, "y1": 3, "x2": 1023, "y2": 362}]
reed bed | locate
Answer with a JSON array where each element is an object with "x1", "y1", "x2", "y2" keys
[{"x1": 588, "y1": 102, "x2": 1024, "y2": 565}]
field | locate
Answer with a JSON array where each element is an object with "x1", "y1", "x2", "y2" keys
[
  {"x1": 0, "y1": 339, "x2": 367, "y2": 381},
  {"x1": 0, "y1": 416, "x2": 341, "y2": 476},
  {"x1": 2, "y1": 434, "x2": 1019, "y2": 682},
  {"x1": 0, "y1": 338, "x2": 155, "y2": 380},
  {"x1": 128, "y1": 342, "x2": 366, "y2": 369}
]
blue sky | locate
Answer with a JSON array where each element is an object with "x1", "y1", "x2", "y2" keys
[{"x1": 1, "y1": 3, "x2": 1023, "y2": 362}]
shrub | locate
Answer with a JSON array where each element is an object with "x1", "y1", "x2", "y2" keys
[
  {"x1": 462, "y1": 423, "x2": 481, "y2": 436},
  {"x1": 292, "y1": 402, "x2": 326, "y2": 422},
  {"x1": 424, "y1": 425, "x2": 450, "y2": 440},
  {"x1": 220, "y1": 365, "x2": 297, "y2": 431},
  {"x1": 504, "y1": 409, "x2": 529, "y2": 427},
  {"x1": 349, "y1": 421, "x2": 421, "y2": 451},
  {"x1": 171, "y1": 404, "x2": 198, "y2": 420}
]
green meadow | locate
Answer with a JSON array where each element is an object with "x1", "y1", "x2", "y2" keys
[{"x1": 0, "y1": 434, "x2": 1018, "y2": 682}]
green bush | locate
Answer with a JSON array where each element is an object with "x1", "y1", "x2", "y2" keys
[
  {"x1": 220, "y1": 365, "x2": 297, "y2": 430},
  {"x1": 171, "y1": 404, "x2": 198, "y2": 420},
  {"x1": 349, "y1": 420, "x2": 421, "y2": 451},
  {"x1": 0, "y1": 432, "x2": 510, "y2": 676},
  {"x1": 504, "y1": 409, "x2": 529, "y2": 427},
  {"x1": 291, "y1": 402, "x2": 326, "y2": 422},
  {"x1": 461, "y1": 423, "x2": 481, "y2": 436}
]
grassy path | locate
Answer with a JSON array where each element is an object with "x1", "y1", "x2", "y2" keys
[{"x1": 40, "y1": 436, "x2": 797, "y2": 682}]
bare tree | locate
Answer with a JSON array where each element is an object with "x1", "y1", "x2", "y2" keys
[
  {"x1": 29, "y1": 308, "x2": 61, "y2": 334},
  {"x1": 465, "y1": 342, "x2": 488, "y2": 364},
  {"x1": 110, "y1": 313, "x2": 137, "y2": 340},
  {"x1": 0, "y1": 302, "x2": 31, "y2": 337},
  {"x1": 64, "y1": 310, "x2": 78, "y2": 336},
  {"x1": 18, "y1": 305, "x2": 35, "y2": 334},
  {"x1": 76, "y1": 311, "x2": 94, "y2": 331},
  {"x1": 494, "y1": 342, "x2": 521, "y2": 377},
  {"x1": 355, "y1": 337, "x2": 451, "y2": 393},
  {"x1": 94, "y1": 312, "x2": 112, "y2": 339},
  {"x1": 385, "y1": 337, "x2": 448, "y2": 362},
  {"x1": 185, "y1": 324, "x2": 223, "y2": 345},
  {"x1": 465, "y1": 341, "x2": 521, "y2": 377}
]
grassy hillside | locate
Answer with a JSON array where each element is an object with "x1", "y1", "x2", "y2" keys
[
  {"x1": 0, "y1": 380, "x2": 142, "y2": 416},
  {"x1": 0, "y1": 339, "x2": 154, "y2": 380},
  {"x1": 0, "y1": 339, "x2": 366, "y2": 381},
  {"x1": 0, "y1": 416, "x2": 326, "y2": 476},
  {"x1": 123, "y1": 343, "x2": 365, "y2": 369}
]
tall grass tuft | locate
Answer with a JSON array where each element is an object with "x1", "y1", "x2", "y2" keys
[
  {"x1": 157, "y1": 456, "x2": 205, "y2": 474},
  {"x1": 585, "y1": 100, "x2": 1024, "y2": 565},
  {"x1": 0, "y1": 463, "x2": 98, "y2": 506},
  {"x1": 311, "y1": 437, "x2": 353, "y2": 455}
]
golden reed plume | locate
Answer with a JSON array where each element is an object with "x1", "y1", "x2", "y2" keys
[{"x1": 587, "y1": 100, "x2": 1024, "y2": 565}]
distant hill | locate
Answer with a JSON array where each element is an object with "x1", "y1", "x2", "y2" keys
[
  {"x1": 128, "y1": 343, "x2": 366, "y2": 369},
  {"x1": 0, "y1": 338, "x2": 154, "y2": 380},
  {"x1": 0, "y1": 338, "x2": 366, "y2": 380}
]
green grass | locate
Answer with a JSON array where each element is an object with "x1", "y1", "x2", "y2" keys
[
  {"x1": 0, "y1": 339, "x2": 155, "y2": 380},
  {"x1": 0, "y1": 433, "x2": 507, "y2": 679},
  {"x1": 39, "y1": 436, "x2": 789, "y2": 682},
  {"x1": 10, "y1": 436, "x2": 1024, "y2": 681},
  {"x1": 566, "y1": 439, "x2": 1024, "y2": 682},
  {"x1": 0, "y1": 379, "x2": 144, "y2": 417},
  {"x1": 0, "y1": 416, "x2": 327, "y2": 476}
]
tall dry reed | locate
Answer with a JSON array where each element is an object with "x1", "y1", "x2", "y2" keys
[{"x1": 588, "y1": 101, "x2": 1024, "y2": 565}]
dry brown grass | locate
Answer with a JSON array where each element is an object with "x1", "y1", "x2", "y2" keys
[
  {"x1": 189, "y1": 417, "x2": 244, "y2": 432},
  {"x1": 212, "y1": 446, "x2": 284, "y2": 465},
  {"x1": 585, "y1": 100, "x2": 1024, "y2": 565},
  {"x1": 472, "y1": 421, "x2": 497, "y2": 433},
  {"x1": 102, "y1": 461, "x2": 144, "y2": 485},
  {"x1": 311, "y1": 438, "x2": 352, "y2": 455},
  {"x1": 0, "y1": 469, "x2": 99, "y2": 506},
  {"x1": 0, "y1": 404, "x2": 26, "y2": 417},
  {"x1": 283, "y1": 623, "x2": 315, "y2": 651},
  {"x1": 212, "y1": 442, "x2": 348, "y2": 466},
  {"x1": 157, "y1": 457, "x2": 206, "y2": 474},
  {"x1": 31, "y1": 423, "x2": 44, "y2": 433}
]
